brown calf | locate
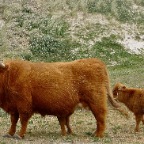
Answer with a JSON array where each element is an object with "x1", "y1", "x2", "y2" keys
[
  {"x1": 113, "y1": 82, "x2": 144, "y2": 132},
  {"x1": 0, "y1": 58, "x2": 120, "y2": 138}
]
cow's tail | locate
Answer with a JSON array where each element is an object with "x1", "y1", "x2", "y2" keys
[
  {"x1": 106, "y1": 82, "x2": 120, "y2": 108},
  {"x1": 106, "y1": 72, "x2": 129, "y2": 118}
]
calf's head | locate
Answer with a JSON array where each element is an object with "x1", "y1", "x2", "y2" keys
[{"x1": 113, "y1": 83, "x2": 126, "y2": 102}]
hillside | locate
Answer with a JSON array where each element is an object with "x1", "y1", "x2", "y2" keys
[{"x1": 0, "y1": 0, "x2": 144, "y2": 65}]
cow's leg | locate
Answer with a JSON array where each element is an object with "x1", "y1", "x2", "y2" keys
[
  {"x1": 89, "y1": 103, "x2": 107, "y2": 137},
  {"x1": 57, "y1": 117, "x2": 67, "y2": 136},
  {"x1": 17, "y1": 113, "x2": 31, "y2": 138},
  {"x1": 57, "y1": 116, "x2": 72, "y2": 135},
  {"x1": 3, "y1": 113, "x2": 19, "y2": 138},
  {"x1": 135, "y1": 114, "x2": 143, "y2": 132},
  {"x1": 66, "y1": 116, "x2": 72, "y2": 134},
  {"x1": 8, "y1": 113, "x2": 19, "y2": 136},
  {"x1": 83, "y1": 87, "x2": 107, "y2": 138},
  {"x1": 84, "y1": 88, "x2": 107, "y2": 138}
]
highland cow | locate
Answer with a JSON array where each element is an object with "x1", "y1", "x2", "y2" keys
[
  {"x1": 113, "y1": 82, "x2": 144, "y2": 132},
  {"x1": 0, "y1": 58, "x2": 120, "y2": 139}
]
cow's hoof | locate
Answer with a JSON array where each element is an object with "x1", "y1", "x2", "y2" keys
[
  {"x1": 3, "y1": 134, "x2": 13, "y2": 138},
  {"x1": 67, "y1": 129, "x2": 72, "y2": 134},
  {"x1": 95, "y1": 132, "x2": 104, "y2": 138},
  {"x1": 13, "y1": 134, "x2": 23, "y2": 140}
]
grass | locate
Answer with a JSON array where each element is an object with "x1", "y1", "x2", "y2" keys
[
  {"x1": 110, "y1": 65, "x2": 144, "y2": 88},
  {"x1": 0, "y1": 106, "x2": 144, "y2": 143},
  {"x1": 0, "y1": 63, "x2": 144, "y2": 143},
  {"x1": 1, "y1": 51, "x2": 144, "y2": 144},
  {"x1": 0, "y1": 69, "x2": 144, "y2": 144}
]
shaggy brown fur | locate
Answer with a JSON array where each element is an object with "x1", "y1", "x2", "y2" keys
[
  {"x1": 113, "y1": 83, "x2": 144, "y2": 132},
  {"x1": 0, "y1": 58, "x2": 120, "y2": 138}
]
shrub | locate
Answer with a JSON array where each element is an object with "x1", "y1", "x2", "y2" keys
[
  {"x1": 26, "y1": 14, "x2": 82, "y2": 62},
  {"x1": 90, "y1": 35, "x2": 143, "y2": 66},
  {"x1": 29, "y1": 34, "x2": 81, "y2": 62},
  {"x1": 87, "y1": 0, "x2": 134, "y2": 22}
]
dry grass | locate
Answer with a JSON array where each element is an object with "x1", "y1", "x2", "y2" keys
[
  {"x1": 1, "y1": 65, "x2": 144, "y2": 143},
  {"x1": 0, "y1": 106, "x2": 144, "y2": 144}
]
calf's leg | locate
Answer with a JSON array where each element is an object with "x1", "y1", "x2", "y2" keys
[{"x1": 135, "y1": 114, "x2": 143, "y2": 132}]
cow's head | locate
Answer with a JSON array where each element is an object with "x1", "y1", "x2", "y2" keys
[
  {"x1": 0, "y1": 63, "x2": 8, "y2": 71},
  {"x1": 113, "y1": 83, "x2": 126, "y2": 102},
  {"x1": 0, "y1": 63, "x2": 6, "y2": 69},
  {"x1": 0, "y1": 62, "x2": 8, "y2": 104}
]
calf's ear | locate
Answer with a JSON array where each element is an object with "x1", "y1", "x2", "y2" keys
[{"x1": 118, "y1": 85, "x2": 126, "y2": 90}]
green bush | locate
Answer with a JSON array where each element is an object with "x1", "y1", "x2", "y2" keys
[
  {"x1": 87, "y1": 0, "x2": 134, "y2": 22},
  {"x1": 113, "y1": 0, "x2": 134, "y2": 22},
  {"x1": 26, "y1": 15, "x2": 82, "y2": 62},
  {"x1": 30, "y1": 35, "x2": 65, "y2": 60},
  {"x1": 134, "y1": 0, "x2": 144, "y2": 6},
  {"x1": 90, "y1": 35, "x2": 143, "y2": 66},
  {"x1": 28, "y1": 34, "x2": 144, "y2": 66},
  {"x1": 87, "y1": 0, "x2": 111, "y2": 14},
  {"x1": 28, "y1": 34, "x2": 81, "y2": 62}
]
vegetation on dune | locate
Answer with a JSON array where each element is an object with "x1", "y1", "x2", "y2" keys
[{"x1": 0, "y1": 0, "x2": 144, "y2": 65}]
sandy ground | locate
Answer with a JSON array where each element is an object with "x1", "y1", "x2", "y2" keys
[{"x1": 119, "y1": 34, "x2": 144, "y2": 54}]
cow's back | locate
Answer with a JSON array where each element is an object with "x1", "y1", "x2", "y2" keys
[{"x1": 71, "y1": 58, "x2": 108, "y2": 91}]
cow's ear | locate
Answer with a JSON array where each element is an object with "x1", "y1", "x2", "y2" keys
[{"x1": 0, "y1": 63, "x2": 8, "y2": 72}]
